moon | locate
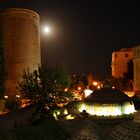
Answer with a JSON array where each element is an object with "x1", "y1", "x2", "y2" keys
[{"x1": 44, "y1": 26, "x2": 50, "y2": 34}]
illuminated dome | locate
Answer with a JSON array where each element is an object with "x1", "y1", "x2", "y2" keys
[
  {"x1": 79, "y1": 87, "x2": 136, "y2": 116},
  {"x1": 85, "y1": 87, "x2": 131, "y2": 104}
]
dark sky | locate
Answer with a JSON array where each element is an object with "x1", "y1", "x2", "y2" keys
[{"x1": 1, "y1": 0, "x2": 140, "y2": 79}]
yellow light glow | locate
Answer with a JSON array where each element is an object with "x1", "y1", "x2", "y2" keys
[
  {"x1": 123, "y1": 91, "x2": 134, "y2": 97},
  {"x1": 97, "y1": 85, "x2": 101, "y2": 89},
  {"x1": 79, "y1": 104, "x2": 86, "y2": 112},
  {"x1": 112, "y1": 86, "x2": 115, "y2": 89},
  {"x1": 16, "y1": 95, "x2": 20, "y2": 98},
  {"x1": 93, "y1": 81, "x2": 98, "y2": 86},
  {"x1": 53, "y1": 112, "x2": 58, "y2": 120},
  {"x1": 78, "y1": 103, "x2": 135, "y2": 116},
  {"x1": 77, "y1": 86, "x2": 82, "y2": 90},
  {"x1": 4, "y1": 95, "x2": 8, "y2": 99},
  {"x1": 84, "y1": 89, "x2": 93, "y2": 97},
  {"x1": 65, "y1": 114, "x2": 75, "y2": 120},
  {"x1": 56, "y1": 111, "x2": 60, "y2": 115},
  {"x1": 63, "y1": 109, "x2": 68, "y2": 115},
  {"x1": 122, "y1": 102, "x2": 136, "y2": 114},
  {"x1": 64, "y1": 88, "x2": 68, "y2": 92}
]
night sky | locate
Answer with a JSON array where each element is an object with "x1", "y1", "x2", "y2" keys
[{"x1": 1, "y1": 0, "x2": 140, "y2": 79}]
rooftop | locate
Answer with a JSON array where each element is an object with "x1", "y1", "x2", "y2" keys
[{"x1": 85, "y1": 87, "x2": 131, "y2": 104}]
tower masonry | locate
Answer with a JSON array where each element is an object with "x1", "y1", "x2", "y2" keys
[{"x1": 0, "y1": 8, "x2": 41, "y2": 97}]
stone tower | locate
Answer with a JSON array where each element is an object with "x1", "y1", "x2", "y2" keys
[{"x1": 0, "y1": 8, "x2": 41, "y2": 97}]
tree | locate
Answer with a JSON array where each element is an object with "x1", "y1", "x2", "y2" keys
[
  {"x1": 18, "y1": 64, "x2": 73, "y2": 110},
  {"x1": 71, "y1": 74, "x2": 88, "y2": 89},
  {"x1": 106, "y1": 76, "x2": 133, "y2": 91}
]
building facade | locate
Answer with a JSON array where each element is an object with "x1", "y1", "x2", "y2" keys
[
  {"x1": 133, "y1": 45, "x2": 140, "y2": 95},
  {"x1": 111, "y1": 48, "x2": 133, "y2": 78},
  {"x1": 111, "y1": 46, "x2": 140, "y2": 96}
]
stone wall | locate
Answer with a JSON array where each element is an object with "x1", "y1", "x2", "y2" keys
[{"x1": 133, "y1": 46, "x2": 140, "y2": 95}]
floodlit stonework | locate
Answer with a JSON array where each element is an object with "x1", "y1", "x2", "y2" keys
[
  {"x1": 133, "y1": 45, "x2": 140, "y2": 95},
  {"x1": 111, "y1": 46, "x2": 140, "y2": 95},
  {"x1": 111, "y1": 48, "x2": 133, "y2": 78},
  {"x1": 0, "y1": 8, "x2": 41, "y2": 97}
]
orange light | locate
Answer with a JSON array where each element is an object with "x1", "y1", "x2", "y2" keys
[
  {"x1": 112, "y1": 86, "x2": 115, "y2": 89},
  {"x1": 77, "y1": 86, "x2": 82, "y2": 90},
  {"x1": 93, "y1": 81, "x2": 98, "y2": 86},
  {"x1": 4, "y1": 95, "x2": 8, "y2": 99},
  {"x1": 16, "y1": 95, "x2": 20, "y2": 98},
  {"x1": 97, "y1": 85, "x2": 101, "y2": 89},
  {"x1": 64, "y1": 88, "x2": 68, "y2": 92}
]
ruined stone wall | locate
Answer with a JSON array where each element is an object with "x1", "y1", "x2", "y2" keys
[{"x1": 0, "y1": 8, "x2": 41, "y2": 97}]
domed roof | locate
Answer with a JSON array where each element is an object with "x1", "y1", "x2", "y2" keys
[{"x1": 85, "y1": 87, "x2": 131, "y2": 104}]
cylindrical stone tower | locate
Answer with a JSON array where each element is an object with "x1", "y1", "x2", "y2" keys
[{"x1": 0, "y1": 8, "x2": 41, "y2": 97}]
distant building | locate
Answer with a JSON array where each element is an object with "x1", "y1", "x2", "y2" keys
[
  {"x1": 111, "y1": 46, "x2": 140, "y2": 96},
  {"x1": 111, "y1": 48, "x2": 133, "y2": 78},
  {"x1": 133, "y1": 45, "x2": 140, "y2": 95}
]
